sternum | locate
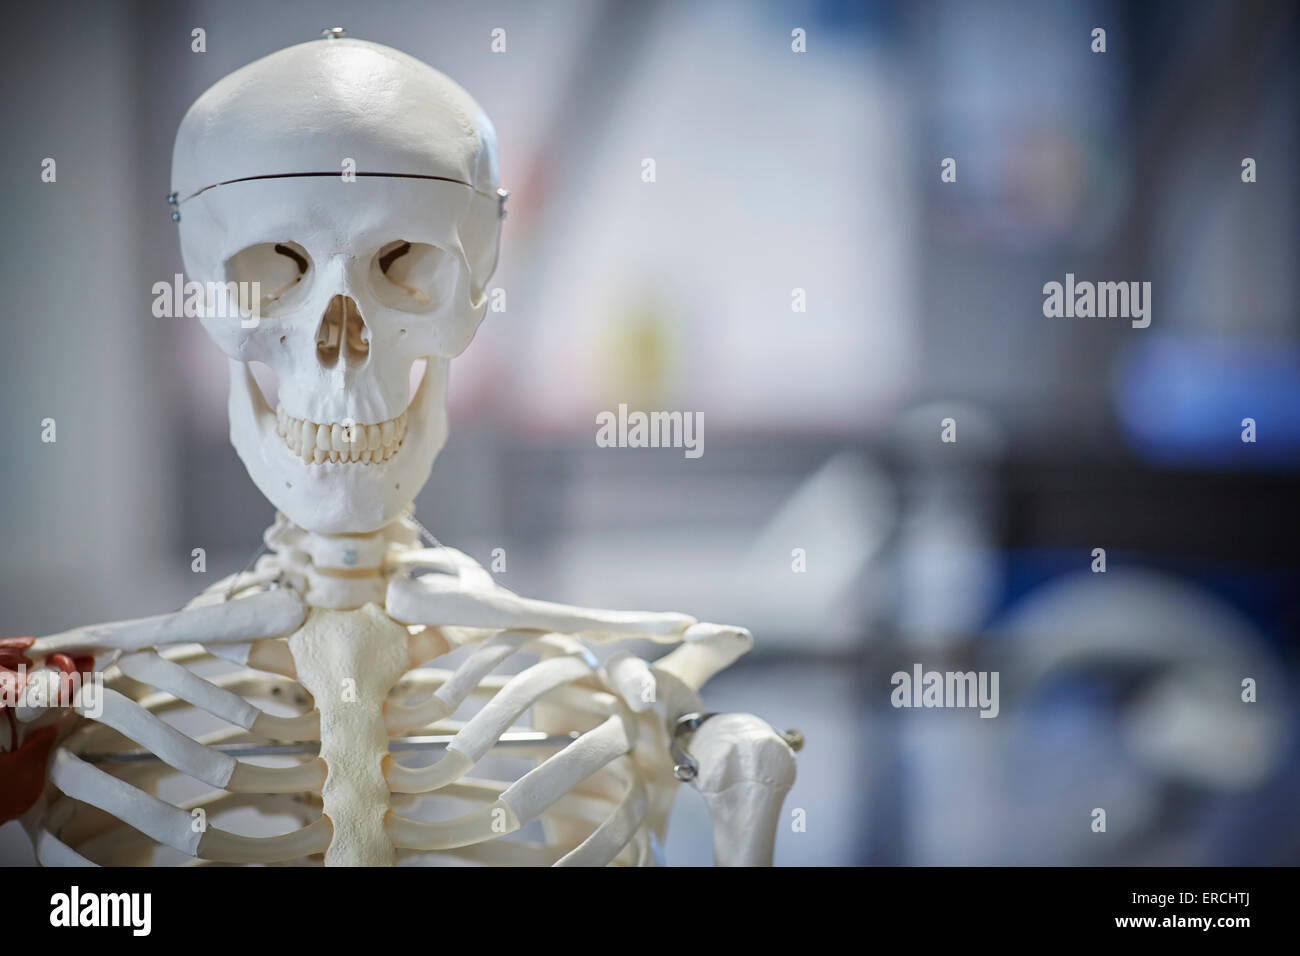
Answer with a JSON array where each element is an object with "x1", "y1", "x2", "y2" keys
[{"x1": 288, "y1": 604, "x2": 410, "y2": 866}]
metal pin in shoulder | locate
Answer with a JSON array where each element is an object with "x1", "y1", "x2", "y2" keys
[{"x1": 670, "y1": 711, "x2": 718, "y2": 781}]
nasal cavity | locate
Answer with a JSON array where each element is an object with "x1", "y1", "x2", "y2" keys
[{"x1": 315, "y1": 294, "x2": 370, "y2": 368}]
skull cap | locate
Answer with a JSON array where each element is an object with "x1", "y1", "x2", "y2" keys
[{"x1": 171, "y1": 37, "x2": 499, "y2": 202}]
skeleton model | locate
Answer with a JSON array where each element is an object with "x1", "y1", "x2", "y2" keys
[{"x1": 0, "y1": 33, "x2": 798, "y2": 866}]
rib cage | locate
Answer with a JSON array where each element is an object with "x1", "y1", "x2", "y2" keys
[{"x1": 31, "y1": 579, "x2": 680, "y2": 867}]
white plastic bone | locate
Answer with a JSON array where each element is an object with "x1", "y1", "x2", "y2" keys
[
  {"x1": 116, "y1": 650, "x2": 315, "y2": 740},
  {"x1": 385, "y1": 573, "x2": 696, "y2": 641},
  {"x1": 116, "y1": 650, "x2": 314, "y2": 738},
  {"x1": 603, "y1": 651, "x2": 658, "y2": 713},
  {"x1": 655, "y1": 623, "x2": 756, "y2": 691},
  {"x1": 49, "y1": 751, "x2": 315, "y2": 862},
  {"x1": 34, "y1": 828, "x2": 96, "y2": 868},
  {"x1": 173, "y1": 38, "x2": 501, "y2": 536},
  {"x1": 386, "y1": 653, "x2": 595, "y2": 793},
  {"x1": 388, "y1": 716, "x2": 633, "y2": 850},
  {"x1": 11, "y1": 35, "x2": 797, "y2": 869},
  {"x1": 554, "y1": 778, "x2": 650, "y2": 867},
  {"x1": 77, "y1": 686, "x2": 325, "y2": 794},
  {"x1": 25, "y1": 566, "x2": 791, "y2": 864},
  {"x1": 287, "y1": 604, "x2": 411, "y2": 865},
  {"x1": 686, "y1": 713, "x2": 798, "y2": 866},
  {"x1": 499, "y1": 715, "x2": 634, "y2": 825},
  {"x1": 31, "y1": 589, "x2": 305, "y2": 658},
  {"x1": 385, "y1": 628, "x2": 532, "y2": 732},
  {"x1": 81, "y1": 688, "x2": 237, "y2": 788},
  {"x1": 116, "y1": 651, "x2": 255, "y2": 729}
]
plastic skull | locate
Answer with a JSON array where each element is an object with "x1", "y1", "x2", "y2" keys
[{"x1": 170, "y1": 36, "x2": 503, "y2": 533}]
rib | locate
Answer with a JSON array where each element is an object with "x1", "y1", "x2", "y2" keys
[
  {"x1": 76, "y1": 688, "x2": 324, "y2": 793},
  {"x1": 385, "y1": 629, "x2": 532, "y2": 732},
  {"x1": 116, "y1": 650, "x2": 318, "y2": 740},
  {"x1": 385, "y1": 654, "x2": 597, "y2": 793},
  {"x1": 388, "y1": 715, "x2": 632, "y2": 851},
  {"x1": 555, "y1": 777, "x2": 649, "y2": 867}
]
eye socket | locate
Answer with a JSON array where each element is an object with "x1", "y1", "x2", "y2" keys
[
  {"x1": 378, "y1": 241, "x2": 412, "y2": 275},
  {"x1": 369, "y1": 239, "x2": 449, "y2": 312},
  {"x1": 274, "y1": 243, "x2": 309, "y2": 275},
  {"x1": 224, "y1": 241, "x2": 312, "y2": 314}
]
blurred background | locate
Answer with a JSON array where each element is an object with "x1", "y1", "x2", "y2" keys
[{"x1": 2, "y1": 0, "x2": 1298, "y2": 865}]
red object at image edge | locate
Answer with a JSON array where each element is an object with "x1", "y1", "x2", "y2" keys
[
  {"x1": 0, "y1": 724, "x2": 57, "y2": 824},
  {"x1": 0, "y1": 636, "x2": 92, "y2": 824}
]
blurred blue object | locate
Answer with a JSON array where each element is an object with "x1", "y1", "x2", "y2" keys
[{"x1": 1115, "y1": 335, "x2": 1300, "y2": 468}]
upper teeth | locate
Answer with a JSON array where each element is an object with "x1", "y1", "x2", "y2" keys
[{"x1": 276, "y1": 404, "x2": 407, "y2": 464}]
